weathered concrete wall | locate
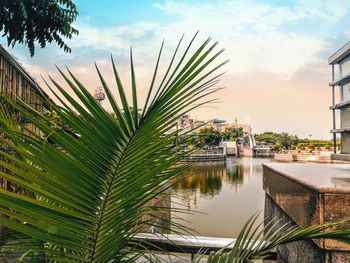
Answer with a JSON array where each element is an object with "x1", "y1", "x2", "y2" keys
[
  {"x1": 263, "y1": 163, "x2": 350, "y2": 262},
  {"x1": 265, "y1": 194, "x2": 350, "y2": 263},
  {"x1": 274, "y1": 153, "x2": 332, "y2": 163},
  {"x1": 340, "y1": 108, "x2": 350, "y2": 128},
  {"x1": 265, "y1": 195, "x2": 327, "y2": 263},
  {"x1": 340, "y1": 132, "x2": 350, "y2": 154},
  {"x1": 331, "y1": 153, "x2": 350, "y2": 163},
  {"x1": 273, "y1": 153, "x2": 296, "y2": 161},
  {"x1": 238, "y1": 147, "x2": 253, "y2": 157}
]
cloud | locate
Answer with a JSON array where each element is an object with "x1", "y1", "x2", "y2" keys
[
  {"x1": 152, "y1": 0, "x2": 350, "y2": 78},
  {"x1": 14, "y1": 0, "x2": 350, "y2": 79},
  {"x1": 2, "y1": 0, "x2": 350, "y2": 138}
]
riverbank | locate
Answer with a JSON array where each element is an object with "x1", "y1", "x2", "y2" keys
[{"x1": 273, "y1": 151, "x2": 332, "y2": 163}]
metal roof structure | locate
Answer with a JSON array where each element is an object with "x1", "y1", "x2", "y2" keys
[{"x1": 0, "y1": 44, "x2": 50, "y2": 100}]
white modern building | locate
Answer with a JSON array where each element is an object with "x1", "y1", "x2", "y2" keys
[{"x1": 329, "y1": 41, "x2": 350, "y2": 162}]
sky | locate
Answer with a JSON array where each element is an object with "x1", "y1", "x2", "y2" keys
[{"x1": 2, "y1": 0, "x2": 350, "y2": 139}]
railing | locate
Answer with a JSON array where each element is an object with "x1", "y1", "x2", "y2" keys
[
  {"x1": 134, "y1": 233, "x2": 277, "y2": 260},
  {"x1": 184, "y1": 149, "x2": 227, "y2": 162},
  {"x1": 189, "y1": 153, "x2": 225, "y2": 158}
]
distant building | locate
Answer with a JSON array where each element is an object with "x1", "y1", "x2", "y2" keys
[
  {"x1": 212, "y1": 119, "x2": 226, "y2": 131},
  {"x1": 93, "y1": 86, "x2": 105, "y2": 105},
  {"x1": 190, "y1": 117, "x2": 252, "y2": 135},
  {"x1": 329, "y1": 42, "x2": 350, "y2": 162},
  {"x1": 178, "y1": 114, "x2": 195, "y2": 131},
  {"x1": 221, "y1": 118, "x2": 252, "y2": 135}
]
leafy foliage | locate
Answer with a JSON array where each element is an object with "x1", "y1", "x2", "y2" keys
[
  {"x1": 277, "y1": 132, "x2": 299, "y2": 150},
  {"x1": 254, "y1": 131, "x2": 300, "y2": 150},
  {"x1": 255, "y1": 132, "x2": 338, "y2": 151},
  {"x1": 254, "y1": 131, "x2": 280, "y2": 145},
  {"x1": 297, "y1": 139, "x2": 338, "y2": 150},
  {"x1": 196, "y1": 127, "x2": 223, "y2": 148},
  {"x1": 0, "y1": 34, "x2": 227, "y2": 262},
  {"x1": 190, "y1": 127, "x2": 244, "y2": 149},
  {"x1": 195, "y1": 213, "x2": 350, "y2": 263},
  {"x1": 43, "y1": 110, "x2": 77, "y2": 138},
  {"x1": 0, "y1": 0, "x2": 78, "y2": 56},
  {"x1": 222, "y1": 127, "x2": 243, "y2": 141}
]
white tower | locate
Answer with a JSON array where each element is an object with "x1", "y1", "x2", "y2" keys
[{"x1": 93, "y1": 86, "x2": 105, "y2": 105}]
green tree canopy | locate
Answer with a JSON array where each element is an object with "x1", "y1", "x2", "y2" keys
[
  {"x1": 276, "y1": 132, "x2": 299, "y2": 150},
  {"x1": 254, "y1": 131, "x2": 279, "y2": 144},
  {"x1": 197, "y1": 127, "x2": 222, "y2": 148},
  {"x1": 254, "y1": 131, "x2": 301, "y2": 150},
  {"x1": 222, "y1": 127, "x2": 243, "y2": 141},
  {"x1": 0, "y1": 0, "x2": 78, "y2": 56}
]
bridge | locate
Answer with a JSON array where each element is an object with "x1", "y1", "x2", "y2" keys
[{"x1": 240, "y1": 134, "x2": 274, "y2": 157}]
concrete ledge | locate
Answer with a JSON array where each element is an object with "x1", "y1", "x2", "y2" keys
[
  {"x1": 263, "y1": 163, "x2": 350, "y2": 256},
  {"x1": 331, "y1": 153, "x2": 350, "y2": 163}
]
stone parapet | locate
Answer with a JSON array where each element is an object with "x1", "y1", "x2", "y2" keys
[
  {"x1": 331, "y1": 153, "x2": 350, "y2": 163},
  {"x1": 263, "y1": 163, "x2": 350, "y2": 262}
]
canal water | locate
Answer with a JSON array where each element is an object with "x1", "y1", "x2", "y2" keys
[{"x1": 171, "y1": 157, "x2": 274, "y2": 238}]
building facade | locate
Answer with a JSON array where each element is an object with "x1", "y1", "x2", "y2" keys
[
  {"x1": 0, "y1": 45, "x2": 48, "y2": 190},
  {"x1": 221, "y1": 118, "x2": 252, "y2": 135},
  {"x1": 329, "y1": 42, "x2": 350, "y2": 162},
  {"x1": 192, "y1": 118, "x2": 252, "y2": 135}
]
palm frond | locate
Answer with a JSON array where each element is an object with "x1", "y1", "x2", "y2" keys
[
  {"x1": 0, "y1": 35, "x2": 226, "y2": 262},
  {"x1": 199, "y1": 213, "x2": 350, "y2": 263}
]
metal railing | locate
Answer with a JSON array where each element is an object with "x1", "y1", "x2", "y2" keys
[
  {"x1": 134, "y1": 233, "x2": 277, "y2": 260},
  {"x1": 189, "y1": 153, "x2": 225, "y2": 158}
]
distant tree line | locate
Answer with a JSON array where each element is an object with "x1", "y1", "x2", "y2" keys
[{"x1": 254, "y1": 131, "x2": 338, "y2": 151}]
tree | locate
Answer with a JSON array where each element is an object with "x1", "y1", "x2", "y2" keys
[
  {"x1": 222, "y1": 127, "x2": 243, "y2": 141},
  {"x1": 276, "y1": 132, "x2": 300, "y2": 150},
  {"x1": 255, "y1": 131, "x2": 300, "y2": 150},
  {"x1": 197, "y1": 127, "x2": 222, "y2": 148},
  {"x1": 254, "y1": 131, "x2": 279, "y2": 144},
  {"x1": 297, "y1": 139, "x2": 334, "y2": 150},
  {"x1": 0, "y1": 0, "x2": 78, "y2": 56}
]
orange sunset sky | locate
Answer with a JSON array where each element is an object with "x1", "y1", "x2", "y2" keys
[{"x1": 2, "y1": 0, "x2": 350, "y2": 139}]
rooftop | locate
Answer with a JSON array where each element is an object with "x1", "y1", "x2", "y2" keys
[
  {"x1": 0, "y1": 45, "x2": 49, "y2": 100},
  {"x1": 263, "y1": 163, "x2": 350, "y2": 193},
  {"x1": 329, "y1": 41, "x2": 350, "y2": 65}
]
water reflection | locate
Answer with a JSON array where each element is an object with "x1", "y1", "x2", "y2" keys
[
  {"x1": 141, "y1": 193, "x2": 172, "y2": 234},
  {"x1": 173, "y1": 162, "x2": 245, "y2": 199},
  {"x1": 171, "y1": 157, "x2": 272, "y2": 238}
]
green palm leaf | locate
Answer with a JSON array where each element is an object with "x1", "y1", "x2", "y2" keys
[
  {"x1": 196, "y1": 213, "x2": 350, "y2": 263},
  {"x1": 0, "y1": 35, "x2": 227, "y2": 262}
]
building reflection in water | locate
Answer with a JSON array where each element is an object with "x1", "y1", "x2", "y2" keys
[
  {"x1": 143, "y1": 158, "x2": 270, "y2": 237},
  {"x1": 172, "y1": 161, "x2": 246, "y2": 210}
]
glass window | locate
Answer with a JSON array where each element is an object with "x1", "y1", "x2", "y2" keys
[
  {"x1": 342, "y1": 83, "x2": 350, "y2": 102},
  {"x1": 340, "y1": 56, "x2": 350, "y2": 77},
  {"x1": 334, "y1": 64, "x2": 341, "y2": 80}
]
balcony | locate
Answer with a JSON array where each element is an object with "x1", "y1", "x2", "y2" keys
[
  {"x1": 329, "y1": 72, "x2": 350, "y2": 86},
  {"x1": 330, "y1": 127, "x2": 350, "y2": 133},
  {"x1": 330, "y1": 100, "x2": 350, "y2": 110}
]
